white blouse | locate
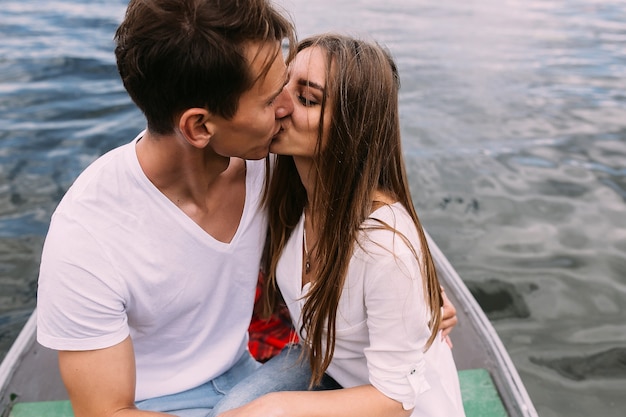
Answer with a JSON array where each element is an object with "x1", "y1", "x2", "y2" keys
[{"x1": 276, "y1": 203, "x2": 465, "y2": 416}]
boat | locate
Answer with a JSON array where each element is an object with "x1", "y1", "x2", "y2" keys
[{"x1": 0, "y1": 232, "x2": 538, "y2": 417}]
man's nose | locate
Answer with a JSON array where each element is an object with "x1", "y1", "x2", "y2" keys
[{"x1": 274, "y1": 87, "x2": 293, "y2": 119}]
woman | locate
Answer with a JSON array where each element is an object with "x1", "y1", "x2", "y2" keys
[{"x1": 215, "y1": 34, "x2": 465, "y2": 417}]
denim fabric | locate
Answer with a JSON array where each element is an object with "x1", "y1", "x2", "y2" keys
[
  {"x1": 135, "y1": 352, "x2": 261, "y2": 417},
  {"x1": 208, "y1": 344, "x2": 341, "y2": 417}
]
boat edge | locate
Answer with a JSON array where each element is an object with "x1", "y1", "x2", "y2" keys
[
  {"x1": 425, "y1": 231, "x2": 539, "y2": 417},
  {"x1": 0, "y1": 309, "x2": 37, "y2": 414}
]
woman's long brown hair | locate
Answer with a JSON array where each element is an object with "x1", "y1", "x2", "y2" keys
[{"x1": 263, "y1": 34, "x2": 443, "y2": 387}]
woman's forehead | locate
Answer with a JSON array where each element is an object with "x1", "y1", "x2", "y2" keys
[{"x1": 291, "y1": 47, "x2": 327, "y2": 78}]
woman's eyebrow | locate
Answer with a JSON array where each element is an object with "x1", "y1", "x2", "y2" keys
[{"x1": 297, "y1": 79, "x2": 325, "y2": 92}]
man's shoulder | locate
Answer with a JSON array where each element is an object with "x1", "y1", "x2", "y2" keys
[
  {"x1": 54, "y1": 141, "x2": 137, "y2": 219},
  {"x1": 70, "y1": 142, "x2": 133, "y2": 190}
]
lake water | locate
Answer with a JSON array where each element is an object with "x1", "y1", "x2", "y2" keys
[{"x1": 1, "y1": 0, "x2": 625, "y2": 415}]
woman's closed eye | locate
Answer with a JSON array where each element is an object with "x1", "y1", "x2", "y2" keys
[{"x1": 297, "y1": 94, "x2": 319, "y2": 106}]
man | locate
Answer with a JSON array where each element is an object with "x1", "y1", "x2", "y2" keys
[
  {"x1": 37, "y1": 1, "x2": 294, "y2": 416},
  {"x1": 36, "y1": 1, "x2": 457, "y2": 416}
]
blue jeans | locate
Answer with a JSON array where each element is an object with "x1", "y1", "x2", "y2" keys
[
  {"x1": 207, "y1": 344, "x2": 341, "y2": 417},
  {"x1": 135, "y1": 352, "x2": 261, "y2": 417}
]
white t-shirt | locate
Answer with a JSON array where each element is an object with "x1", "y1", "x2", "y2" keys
[
  {"x1": 37, "y1": 133, "x2": 268, "y2": 401},
  {"x1": 277, "y1": 203, "x2": 465, "y2": 416}
]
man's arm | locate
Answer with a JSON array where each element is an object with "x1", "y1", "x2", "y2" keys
[{"x1": 58, "y1": 336, "x2": 172, "y2": 417}]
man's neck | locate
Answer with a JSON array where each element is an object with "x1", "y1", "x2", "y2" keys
[
  {"x1": 136, "y1": 131, "x2": 228, "y2": 198},
  {"x1": 135, "y1": 131, "x2": 247, "y2": 243}
]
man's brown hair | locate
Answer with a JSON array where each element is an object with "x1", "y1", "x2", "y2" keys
[{"x1": 115, "y1": 0, "x2": 295, "y2": 134}]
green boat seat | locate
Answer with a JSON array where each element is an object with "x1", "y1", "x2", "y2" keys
[
  {"x1": 8, "y1": 368, "x2": 507, "y2": 417},
  {"x1": 459, "y1": 368, "x2": 508, "y2": 417},
  {"x1": 8, "y1": 400, "x2": 74, "y2": 417}
]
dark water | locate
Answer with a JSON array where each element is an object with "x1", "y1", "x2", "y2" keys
[{"x1": 1, "y1": 0, "x2": 626, "y2": 415}]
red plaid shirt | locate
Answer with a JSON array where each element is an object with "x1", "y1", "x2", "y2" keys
[{"x1": 247, "y1": 271, "x2": 299, "y2": 362}]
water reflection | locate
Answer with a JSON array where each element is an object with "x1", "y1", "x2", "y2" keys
[
  {"x1": 466, "y1": 279, "x2": 533, "y2": 320},
  {"x1": 531, "y1": 347, "x2": 626, "y2": 381}
]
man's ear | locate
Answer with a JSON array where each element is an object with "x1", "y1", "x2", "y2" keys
[{"x1": 178, "y1": 108, "x2": 215, "y2": 149}]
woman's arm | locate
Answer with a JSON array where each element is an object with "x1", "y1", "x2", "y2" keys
[{"x1": 216, "y1": 385, "x2": 412, "y2": 417}]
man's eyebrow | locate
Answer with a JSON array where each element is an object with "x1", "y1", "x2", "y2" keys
[{"x1": 297, "y1": 79, "x2": 325, "y2": 92}]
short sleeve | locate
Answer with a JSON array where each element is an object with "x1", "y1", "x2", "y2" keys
[{"x1": 37, "y1": 211, "x2": 129, "y2": 351}]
